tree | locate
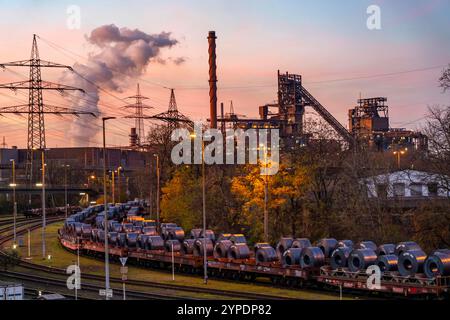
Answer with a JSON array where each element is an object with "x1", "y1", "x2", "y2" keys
[{"x1": 439, "y1": 64, "x2": 450, "y2": 92}]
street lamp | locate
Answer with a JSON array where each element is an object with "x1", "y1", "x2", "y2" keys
[
  {"x1": 63, "y1": 164, "x2": 70, "y2": 218},
  {"x1": 117, "y1": 166, "x2": 123, "y2": 203},
  {"x1": 259, "y1": 144, "x2": 269, "y2": 243},
  {"x1": 393, "y1": 148, "x2": 407, "y2": 169},
  {"x1": 111, "y1": 170, "x2": 115, "y2": 204},
  {"x1": 40, "y1": 149, "x2": 47, "y2": 260},
  {"x1": 153, "y1": 154, "x2": 160, "y2": 230},
  {"x1": 9, "y1": 159, "x2": 17, "y2": 245},
  {"x1": 190, "y1": 132, "x2": 207, "y2": 284},
  {"x1": 102, "y1": 116, "x2": 115, "y2": 300}
]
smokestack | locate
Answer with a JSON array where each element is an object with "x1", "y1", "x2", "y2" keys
[
  {"x1": 129, "y1": 127, "x2": 138, "y2": 147},
  {"x1": 208, "y1": 31, "x2": 218, "y2": 129}
]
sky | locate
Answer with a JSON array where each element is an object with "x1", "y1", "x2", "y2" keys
[{"x1": 0, "y1": 0, "x2": 449, "y2": 148}]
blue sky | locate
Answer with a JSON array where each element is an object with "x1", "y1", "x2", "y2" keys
[{"x1": 0, "y1": 0, "x2": 449, "y2": 147}]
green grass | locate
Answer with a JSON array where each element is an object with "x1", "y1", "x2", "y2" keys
[{"x1": 5, "y1": 222, "x2": 355, "y2": 300}]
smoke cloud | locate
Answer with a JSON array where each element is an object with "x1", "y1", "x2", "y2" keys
[{"x1": 62, "y1": 24, "x2": 179, "y2": 145}]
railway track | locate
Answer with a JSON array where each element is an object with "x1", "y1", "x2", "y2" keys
[{"x1": 0, "y1": 218, "x2": 294, "y2": 300}]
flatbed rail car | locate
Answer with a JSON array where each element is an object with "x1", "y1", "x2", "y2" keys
[
  {"x1": 316, "y1": 266, "x2": 450, "y2": 297},
  {"x1": 58, "y1": 235, "x2": 450, "y2": 298}
]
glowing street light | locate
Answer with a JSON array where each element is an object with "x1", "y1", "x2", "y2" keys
[{"x1": 393, "y1": 148, "x2": 407, "y2": 169}]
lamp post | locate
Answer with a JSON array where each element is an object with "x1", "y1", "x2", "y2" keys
[
  {"x1": 260, "y1": 144, "x2": 269, "y2": 243},
  {"x1": 102, "y1": 116, "x2": 115, "y2": 300},
  {"x1": 153, "y1": 154, "x2": 160, "y2": 231},
  {"x1": 117, "y1": 166, "x2": 123, "y2": 203},
  {"x1": 40, "y1": 150, "x2": 46, "y2": 259},
  {"x1": 393, "y1": 148, "x2": 407, "y2": 169},
  {"x1": 111, "y1": 170, "x2": 115, "y2": 204},
  {"x1": 9, "y1": 159, "x2": 17, "y2": 245},
  {"x1": 63, "y1": 164, "x2": 70, "y2": 218}
]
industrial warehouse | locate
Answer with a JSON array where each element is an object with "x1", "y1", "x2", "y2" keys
[{"x1": 0, "y1": 1, "x2": 449, "y2": 316}]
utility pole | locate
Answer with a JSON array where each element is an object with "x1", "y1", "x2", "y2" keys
[
  {"x1": 102, "y1": 117, "x2": 115, "y2": 300},
  {"x1": 0, "y1": 35, "x2": 94, "y2": 193},
  {"x1": 10, "y1": 159, "x2": 17, "y2": 245},
  {"x1": 64, "y1": 164, "x2": 69, "y2": 218},
  {"x1": 202, "y1": 139, "x2": 208, "y2": 285},
  {"x1": 41, "y1": 150, "x2": 46, "y2": 259},
  {"x1": 154, "y1": 154, "x2": 160, "y2": 230}
]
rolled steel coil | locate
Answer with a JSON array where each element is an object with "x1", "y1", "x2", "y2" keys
[
  {"x1": 330, "y1": 247, "x2": 352, "y2": 269},
  {"x1": 395, "y1": 241, "x2": 422, "y2": 256},
  {"x1": 316, "y1": 238, "x2": 338, "y2": 258},
  {"x1": 282, "y1": 248, "x2": 303, "y2": 266},
  {"x1": 227, "y1": 243, "x2": 251, "y2": 260},
  {"x1": 276, "y1": 237, "x2": 294, "y2": 259},
  {"x1": 255, "y1": 246, "x2": 278, "y2": 263},
  {"x1": 167, "y1": 227, "x2": 185, "y2": 242},
  {"x1": 108, "y1": 232, "x2": 118, "y2": 245},
  {"x1": 213, "y1": 240, "x2": 233, "y2": 258},
  {"x1": 300, "y1": 247, "x2": 325, "y2": 268},
  {"x1": 182, "y1": 239, "x2": 196, "y2": 255},
  {"x1": 376, "y1": 244, "x2": 396, "y2": 256},
  {"x1": 337, "y1": 240, "x2": 353, "y2": 248},
  {"x1": 376, "y1": 254, "x2": 398, "y2": 272},
  {"x1": 131, "y1": 226, "x2": 142, "y2": 233},
  {"x1": 133, "y1": 221, "x2": 144, "y2": 227},
  {"x1": 254, "y1": 242, "x2": 272, "y2": 253},
  {"x1": 433, "y1": 249, "x2": 450, "y2": 254},
  {"x1": 142, "y1": 226, "x2": 157, "y2": 236},
  {"x1": 143, "y1": 221, "x2": 156, "y2": 227},
  {"x1": 122, "y1": 223, "x2": 134, "y2": 233},
  {"x1": 97, "y1": 230, "x2": 106, "y2": 243},
  {"x1": 161, "y1": 222, "x2": 177, "y2": 230},
  {"x1": 91, "y1": 229, "x2": 99, "y2": 241},
  {"x1": 81, "y1": 224, "x2": 92, "y2": 236},
  {"x1": 193, "y1": 238, "x2": 214, "y2": 257},
  {"x1": 117, "y1": 233, "x2": 127, "y2": 247},
  {"x1": 398, "y1": 249, "x2": 427, "y2": 276},
  {"x1": 292, "y1": 238, "x2": 312, "y2": 249},
  {"x1": 147, "y1": 236, "x2": 164, "y2": 250},
  {"x1": 138, "y1": 234, "x2": 150, "y2": 250},
  {"x1": 190, "y1": 229, "x2": 202, "y2": 239},
  {"x1": 165, "y1": 239, "x2": 181, "y2": 252},
  {"x1": 74, "y1": 222, "x2": 83, "y2": 236},
  {"x1": 356, "y1": 241, "x2": 377, "y2": 251},
  {"x1": 229, "y1": 234, "x2": 246, "y2": 244},
  {"x1": 200, "y1": 230, "x2": 216, "y2": 242},
  {"x1": 348, "y1": 249, "x2": 377, "y2": 272},
  {"x1": 424, "y1": 251, "x2": 450, "y2": 278},
  {"x1": 126, "y1": 232, "x2": 139, "y2": 247},
  {"x1": 111, "y1": 223, "x2": 123, "y2": 233},
  {"x1": 216, "y1": 233, "x2": 232, "y2": 242}
]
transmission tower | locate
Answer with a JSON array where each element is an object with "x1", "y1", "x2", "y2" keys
[
  {"x1": 152, "y1": 88, "x2": 192, "y2": 130},
  {"x1": 0, "y1": 34, "x2": 95, "y2": 186},
  {"x1": 123, "y1": 83, "x2": 153, "y2": 146}
]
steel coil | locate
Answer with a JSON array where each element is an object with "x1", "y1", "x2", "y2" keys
[
  {"x1": 142, "y1": 226, "x2": 157, "y2": 236},
  {"x1": 376, "y1": 244, "x2": 396, "y2": 256},
  {"x1": 81, "y1": 224, "x2": 92, "y2": 236},
  {"x1": 108, "y1": 232, "x2": 118, "y2": 245},
  {"x1": 138, "y1": 234, "x2": 150, "y2": 250},
  {"x1": 300, "y1": 247, "x2": 325, "y2": 268},
  {"x1": 337, "y1": 240, "x2": 353, "y2": 248},
  {"x1": 214, "y1": 240, "x2": 233, "y2": 258},
  {"x1": 316, "y1": 238, "x2": 338, "y2": 258},
  {"x1": 254, "y1": 242, "x2": 272, "y2": 253},
  {"x1": 131, "y1": 226, "x2": 142, "y2": 233},
  {"x1": 376, "y1": 254, "x2": 398, "y2": 272},
  {"x1": 330, "y1": 247, "x2": 352, "y2": 269},
  {"x1": 91, "y1": 229, "x2": 99, "y2": 241},
  {"x1": 227, "y1": 243, "x2": 251, "y2": 260},
  {"x1": 200, "y1": 230, "x2": 216, "y2": 242},
  {"x1": 292, "y1": 238, "x2": 312, "y2": 249},
  {"x1": 193, "y1": 238, "x2": 214, "y2": 257},
  {"x1": 117, "y1": 233, "x2": 127, "y2": 247},
  {"x1": 182, "y1": 239, "x2": 196, "y2": 255},
  {"x1": 147, "y1": 236, "x2": 164, "y2": 250},
  {"x1": 217, "y1": 233, "x2": 232, "y2": 242},
  {"x1": 143, "y1": 221, "x2": 156, "y2": 227},
  {"x1": 348, "y1": 249, "x2": 377, "y2": 272},
  {"x1": 424, "y1": 251, "x2": 450, "y2": 278},
  {"x1": 97, "y1": 229, "x2": 105, "y2": 242},
  {"x1": 111, "y1": 223, "x2": 123, "y2": 233},
  {"x1": 356, "y1": 241, "x2": 377, "y2": 251},
  {"x1": 126, "y1": 232, "x2": 139, "y2": 247},
  {"x1": 167, "y1": 227, "x2": 185, "y2": 242},
  {"x1": 276, "y1": 237, "x2": 294, "y2": 259},
  {"x1": 165, "y1": 239, "x2": 181, "y2": 252},
  {"x1": 282, "y1": 248, "x2": 302, "y2": 266},
  {"x1": 74, "y1": 222, "x2": 83, "y2": 236},
  {"x1": 229, "y1": 234, "x2": 246, "y2": 244},
  {"x1": 395, "y1": 241, "x2": 422, "y2": 256},
  {"x1": 122, "y1": 223, "x2": 134, "y2": 233},
  {"x1": 190, "y1": 229, "x2": 202, "y2": 239},
  {"x1": 255, "y1": 246, "x2": 278, "y2": 263},
  {"x1": 398, "y1": 249, "x2": 427, "y2": 276}
]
